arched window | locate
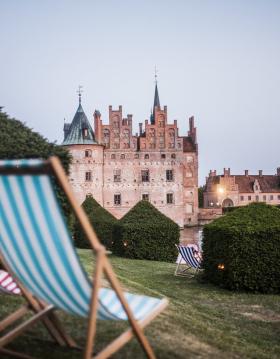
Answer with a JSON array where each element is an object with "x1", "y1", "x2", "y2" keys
[{"x1": 144, "y1": 154, "x2": 149, "y2": 159}]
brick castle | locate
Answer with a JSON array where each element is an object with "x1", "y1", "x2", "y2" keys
[{"x1": 62, "y1": 83, "x2": 199, "y2": 227}]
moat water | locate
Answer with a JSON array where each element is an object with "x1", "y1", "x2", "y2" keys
[{"x1": 180, "y1": 226, "x2": 203, "y2": 250}]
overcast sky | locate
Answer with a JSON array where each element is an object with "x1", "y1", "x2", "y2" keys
[{"x1": 1, "y1": 0, "x2": 279, "y2": 184}]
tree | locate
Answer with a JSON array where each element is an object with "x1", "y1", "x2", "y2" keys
[
  {"x1": 0, "y1": 110, "x2": 72, "y2": 225},
  {"x1": 198, "y1": 186, "x2": 204, "y2": 208}
]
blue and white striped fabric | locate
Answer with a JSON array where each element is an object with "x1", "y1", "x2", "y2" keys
[
  {"x1": 176, "y1": 245, "x2": 201, "y2": 269},
  {"x1": 0, "y1": 159, "x2": 44, "y2": 168},
  {"x1": 0, "y1": 161, "x2": 163, "y2": 321}
]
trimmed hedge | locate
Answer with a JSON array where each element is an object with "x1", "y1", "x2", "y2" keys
[
  {"x1": 113, "y1": 201, "x2": 179, "y2": 262},
  {"x1": 202, "y1": 203, "x2": 280, "y2": 293},
  {"x1": 74, "y1": 195, "x2": 117, "y2": 250}
]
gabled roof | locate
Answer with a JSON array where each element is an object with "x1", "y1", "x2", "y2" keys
[{"x1": 62, "y1": 103, "x2": 97, "y2": 145}]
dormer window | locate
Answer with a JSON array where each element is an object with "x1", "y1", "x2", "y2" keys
[{"x1": 83, "y1": 128, "x2": 89, "y2": 138}]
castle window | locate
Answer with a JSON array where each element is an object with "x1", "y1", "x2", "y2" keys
[
  {"x1": 114, "y1": 194, "x2": 121, "y2": 206},
  {"x1": 240, "y1": 195, "x2": 244, "y2": 201},
  {"x1": 85, "y1": 171, "x2": 92, "y2": 181},
  {"x1": 144, "y1": 154, "x2": 149, "y2": 159},
  {"x1": 141, "y1": 170, "x2": 149, "y2": 182},
  {"x1": 166, "y1": 170, "x2": 174, "y2": 181},
  {"x1": 248, "y1": 195, "x2": 251, "y2": 201},
  {"x1": 167, "y1": 193, "x2": 174, "y2": 204},
  {"x1": 255, "y1": 195, "x2": 259, "y2": 202},
  {"x1": 120, "y1": 154, "x2": 125, "y2": 159},
  {"x1": 85, "y1": 149, "x2": 92, "y2": 158},
  {"x1": 171, "y1": 153, "x2": 176, "y2": 159},
  {"x1": 263, "y1": 195, "x2": 266, "y2": 201},
  {"x1": 161, "y1": 154, "x2": 166, "y2": 159},
  {"x1": 114, "y1": 169, "x2": 121, "y2": 182},
  {"x1": 278, "y1": 195, "x2": 280, "y2": 200},
  {"x1": 134, "y1": 153, "x2": 139, "y2": 159},
  {"x1": 142, "y1": 193, "x2": 149, "y2": 201},
  {"x1": 111, "y1": 154, "x2": 116, "y2": 159},
  {"x1": 270, "y1": 195, "x2": 274, "y2": 200}
]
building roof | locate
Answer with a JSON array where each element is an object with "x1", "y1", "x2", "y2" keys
[
  {"x1": 62, "y1": 103, "x2": 97, "y2": 145},
  {"x1": 207, "y1": 174, "x2": 280, "y2": 193},
  {"x1": 235, "y1": 175, "x2": 280, "y2": 193}
]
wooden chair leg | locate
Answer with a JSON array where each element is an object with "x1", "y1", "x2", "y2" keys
[{"x1": 84, "y1": 251, "x2": 104, "y2": 359}]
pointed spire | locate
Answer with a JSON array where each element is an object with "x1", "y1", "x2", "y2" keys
[
  {"x1": 77, "y1": 85, "x2": 83, "y2": 105},
  {"x1": 151, "y1": 67, "x2": 160, "y2": 125}
]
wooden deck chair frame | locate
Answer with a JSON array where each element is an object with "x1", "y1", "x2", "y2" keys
[
  {"x1": 0, "y1": 157, "x2": 168, "y2": 359},
  {"x1": 174, "y1": 245, "x2": 202, "y2": 277}
]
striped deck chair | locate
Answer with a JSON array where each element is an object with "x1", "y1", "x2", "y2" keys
[
  {"x1": 175, "y1": 245, "x2": 202, "y2": 277},
  {"x1": 0, "y1": 157, "x2": 168, "y2": 359}
]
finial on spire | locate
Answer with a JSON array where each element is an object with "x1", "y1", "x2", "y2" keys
[
  {"x1": 77, "y1": 85, "x2": 83, "y2": 105},
  {"x1": 154, "y1": 65, "x2": 158, "y2": 84}
]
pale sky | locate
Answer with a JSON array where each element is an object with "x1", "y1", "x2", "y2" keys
[{"x1": 1, "y1": 0, "x2": 279, "y2": 184}]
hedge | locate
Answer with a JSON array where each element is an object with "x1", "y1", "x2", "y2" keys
[
  {"x1": 202, "y1": 203, "x2": 280, "y2": 293},
  {"x1": 113, "y1": 201, "x2": 179, "y2": 262},
  {"x1": 74, "y1": 195, "x2": 117, "y2": 250}
]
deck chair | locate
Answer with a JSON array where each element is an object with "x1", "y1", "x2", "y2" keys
[
  {"x1": 175, "y1": 244, "x2": 202, "y2": 277},
  {"x1": 0, "y1": 157, "x2": 168, "y2": 359},
  {"x1": 0, "y1": 270, "x2": 21, "y2": 295}
]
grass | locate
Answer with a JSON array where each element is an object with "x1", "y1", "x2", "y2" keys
[{"x1": 1, "y1": 249, "x2": 279, "y2": 358}]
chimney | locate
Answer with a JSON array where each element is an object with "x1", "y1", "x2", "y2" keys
[
  {"x1": 259, "y1": 170, "x2": 263, "y2": 177},
  {"x1": 139, "y1": 123, "x2": 143, "y2": 136},
  {"x1": 245, "y1": 170, "x2": 249, "y2": 176}
]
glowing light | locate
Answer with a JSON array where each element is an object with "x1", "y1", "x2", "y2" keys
[
  {"x1": 123, "y1": 241, "x2": 128, "y2": 247},
  {"x1": 218, "y1": 187, "x2": 224, "y2": 194},
  {"x1": 218, "y1": 264, "x2": 225, "y2": 270}
]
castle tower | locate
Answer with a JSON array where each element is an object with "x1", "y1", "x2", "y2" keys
[{"x1": 62, "y1": 90, "x2": 104, "y2": 205}]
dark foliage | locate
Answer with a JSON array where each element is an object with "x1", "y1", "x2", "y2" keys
[
  {"x1": 74, "y1": 196, "x2": 117, "y2": 250},
  {"x1": 0, "y1": 110, "x2": 72, "y2": 227},
  {"x1": 202, "y1": 203, "x2": 280, "y2": 293},
  {"x1": 198, "y1": 186, "x2": 204, "y2": 208},
  {"x1": 113, "y1": 200, "x2": 180, "y2": 262},
  {"x1": 222, "y1": 206, "x2": 242, "y2": 214}
]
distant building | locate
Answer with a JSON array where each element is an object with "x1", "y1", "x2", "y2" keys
[
  {"x1": 203, "y1": 168, "x2": 280, "y2": 208},
  {"x1": 62, "y1": 83, "x2": 199, "y2": 227}
]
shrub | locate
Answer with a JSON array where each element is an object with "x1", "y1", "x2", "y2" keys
[
  {"x1": 74, "y1": 196, "x2": 117, "y2": 250},
  {"x1": 113, "y1": 200, "x2": 179, "y2": 262},
  {"x1": 0, "y1": 110, "x2": 72, "y2": 227},
  {"x1": 202, "y1": 203, "x2": 280, "y2": 293}
]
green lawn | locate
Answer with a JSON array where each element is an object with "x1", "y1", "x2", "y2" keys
[{"x1": 1, "y1": 249, "x2": 279, "y2": 358}]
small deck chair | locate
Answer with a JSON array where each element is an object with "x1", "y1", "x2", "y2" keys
[
  {"x1": 0, "y1": 157, "x2": 168, "y2": 359},
  {"x1": 0, "y1": 270, "x2": 21, "y2": 295},
  {"x1": 175, "y1": 244, "x2": 202, "y2": 277}
]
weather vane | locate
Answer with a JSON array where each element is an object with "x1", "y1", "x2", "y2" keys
[{"x1": 77, "y1": 85, "x2": 83, "y2": 104}]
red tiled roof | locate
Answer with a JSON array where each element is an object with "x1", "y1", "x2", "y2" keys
[
  {"x1": 235, "y1": 175, "x2": 280, "y2": 193},
  {"x1": 206, "y1": 175, "x2": 280, "y2": 193}
]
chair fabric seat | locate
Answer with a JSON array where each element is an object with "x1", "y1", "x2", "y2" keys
[{"x1": 0, "y1": 168, "x2": 163, "y2": 321}]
